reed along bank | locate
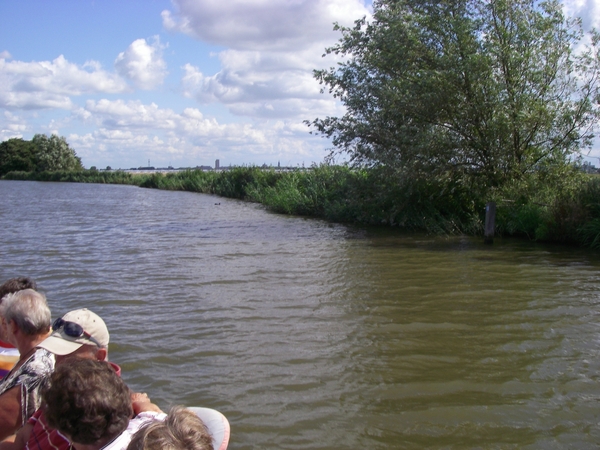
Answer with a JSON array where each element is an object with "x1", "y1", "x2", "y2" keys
[{"x1": 4, "y1": 164, "x2": 600, "y2": 249}]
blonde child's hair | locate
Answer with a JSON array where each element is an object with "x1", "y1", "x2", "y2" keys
[{"x1": 127, "y1": 406, "x2": 214, "y2": 450}]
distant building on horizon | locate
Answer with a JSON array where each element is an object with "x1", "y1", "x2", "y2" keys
[
  {"x1": 581, "y1": 160, "x2": 598, "y2": 174},
  {"x1": 215, "y1": 159, "x2": 220, "y2": 170}
]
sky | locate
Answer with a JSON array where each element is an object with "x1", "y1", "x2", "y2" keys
[{"x1": 0, "y1": 0, "x2": 599, "y2": 170}]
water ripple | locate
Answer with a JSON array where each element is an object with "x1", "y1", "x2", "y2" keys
[{"x1": 2, "y1": 181, "x2": 600, "y2": 449}]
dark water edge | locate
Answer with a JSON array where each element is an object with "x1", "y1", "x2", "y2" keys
[{"x1": 1, "y1": 180, "x2": 600, "y2": 449}]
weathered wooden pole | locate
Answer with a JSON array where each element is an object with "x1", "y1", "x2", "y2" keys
[{"x1": 484, "y1": 201, "x2": 496, "y2": 244}]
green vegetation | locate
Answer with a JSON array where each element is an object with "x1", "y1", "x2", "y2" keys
[
  {"x1": 3, "y1": 2, "x2": 600, "y2": 248},
  {"x1": 302, "y1": 0, "x2": 600, "y2": 247},
  {"x1": 310, "y1": 0, "x2": 600, "y2": 192},
  {"x1": 4, "y1": 162, "x2": 600, "y2": 247},
  {"x1": 0, "y1": 134, "x2": 83, "y2": 177},
  {"x1": 135, "y1": 167, "x2": 600, "y2": 248}
]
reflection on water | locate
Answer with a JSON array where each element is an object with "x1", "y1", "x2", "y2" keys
[{"x1": 1, "y1": 180, "x2": 600, "y2": 449}]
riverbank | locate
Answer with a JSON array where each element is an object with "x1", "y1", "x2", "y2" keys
[{"x1": 3, "y1": 166, "x2": 600, "y2": 248}]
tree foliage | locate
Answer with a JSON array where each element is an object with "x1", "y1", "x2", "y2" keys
[
  {"x1": 0, "y1": 134, "x2": 83, "y2": 176},
  {"x1": 309, "y1": 0, "x2": 600, "y2": 194},
  {"x1": 0, "y1": 138, "x2": 37, "y2": 175},
  {"x1": 31, "y1": 134, "x2": 83, "y2": 172}
]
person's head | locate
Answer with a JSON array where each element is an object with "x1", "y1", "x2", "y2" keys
[
  {"x1": 0, "y1": 277, "x2": 37, "y2": 303},
  {"x1": 37, "y1": 308, "x2": 109, "y2": 364},
  {"x1": 0, "y1": 289, "x2": 51, "y2": 341},
  {"x1": 127, "y1": 406, "x2": 214, "y2": 450},
  {"x1": 43, "y1": 358, "x2": 132, "y2": 448}
]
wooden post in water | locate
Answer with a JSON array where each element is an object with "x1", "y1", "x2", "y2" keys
[{"x1": 484, "y1": 201, "x2": 496, "y2": 244}]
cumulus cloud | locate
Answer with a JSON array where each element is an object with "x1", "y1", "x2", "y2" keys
[
  {"x1": 0, "y1": 111, "x2": 28, "y2": 141},
  {"x1": 0, "y1": 55, "x2": 129, "y2": 110},
  {"x1": 162, "y1": 0, "x2": 367, "y2": 51},
  {"x1": 65, "y1": 98, "x2": 326, "y2": 168},
  {"x1": 562, "y1": 0, "x2": 600, "y2": 30},
  {"x1": 0, "y1": 51, "x2": 11, "y2": 59},
  {"x1": 180, "y1": 46, "x2": 347, "y2": 120},
  {"x1": 114, "y1": 37, "x2": 168, "y2": 90},
  {"x1": 166, "y1": 0, "x2": 368, "y2": 121},
  {"x1": 83, "y1": 98, "x2": 257, "y2": 140}
]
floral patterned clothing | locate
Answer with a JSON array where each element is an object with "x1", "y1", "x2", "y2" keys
[{"x1": 0, "y1": 348, "x2": 55, "y2": 425}]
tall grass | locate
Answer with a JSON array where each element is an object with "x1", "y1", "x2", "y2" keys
[{"x1": 4, "y1": 166, "x2": 600, "y2": 248}]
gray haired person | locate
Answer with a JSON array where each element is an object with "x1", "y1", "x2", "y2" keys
[{"x1": 0, "y1": 289, "x2": 54, "y2": 440}]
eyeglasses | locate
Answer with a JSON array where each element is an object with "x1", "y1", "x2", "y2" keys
[{"x1": 52, "y1": 318, "x2": 103, "y2": 348}]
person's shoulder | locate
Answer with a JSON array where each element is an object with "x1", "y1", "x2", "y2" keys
[
  {"x1": 127, "y1": 411, "x2": 167, "y2": 434},
  {"x1": 131, "y1": 411, "x2": 167, "y2": 423},
  {"x1": 101, "y1": 413, "x2": 167, "y2": 450},
  {"x1": 15, "y1": 349, "x2": 54, "y2": 390},
  {"x1": 33, "y1": 347, "x2": 53, "y2": 359},
  {"x1": 26, "y1": 349, "x2": 55, "y2": 373}
]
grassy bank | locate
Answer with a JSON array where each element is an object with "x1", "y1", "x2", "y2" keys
[{"x1": 4, "y1": 166, "x2": 600, "y2": 249}]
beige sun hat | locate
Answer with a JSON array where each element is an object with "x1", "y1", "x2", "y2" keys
[{"x1": 38, "y1": 308, "x2": 109, "y2": 355}]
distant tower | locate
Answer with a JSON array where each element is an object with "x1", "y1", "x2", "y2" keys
[
  {"x1": 278, "y1": 161, "x2": 280, "y2": 168},
  {"x1": 215, "y1": 159, "x2": 220, "y2": 170}
]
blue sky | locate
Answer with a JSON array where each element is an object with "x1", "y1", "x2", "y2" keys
[{"x1": 0, "y1": 0, "x2": 599, "y2": 169}]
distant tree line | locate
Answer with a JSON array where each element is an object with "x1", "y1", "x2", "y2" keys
[{"x1": 0, "y1": 134, "x2": 83, "y2": 177}]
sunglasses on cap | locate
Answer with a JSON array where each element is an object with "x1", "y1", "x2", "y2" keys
[{"x1": 52, "y1": 318, "x2": 103, "y2": 348}]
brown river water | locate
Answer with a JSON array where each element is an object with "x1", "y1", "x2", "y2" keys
[{"x1": 1, "y1": 180, "x2": 600, "y2": 449}]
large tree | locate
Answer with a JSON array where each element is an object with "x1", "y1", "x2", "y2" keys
[
  {"x1": 31, "y1": 134, "x2": 83, "y2": 172},
  {"x1": 0, "y1": 138, "x2": 37, "y2": 176},
  {"x1": 0, "y1": 134, "x2": 83, "y2": 176},
  {"x1": 310, "y1": 0, "x2": 600, "y2": 192}
]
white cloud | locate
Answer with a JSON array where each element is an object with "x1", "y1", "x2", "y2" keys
[
  {"x1": 114, "y1": 37, "x2": 168, "y2": 90},
  {"x1": 0, "y1": 55, "x2": 129, "y2": 110},
  {"x1": 3, "y1": 0, "x2": 600, "y2": 169},
  {"x1": 63, "y1": 98, "x2": 328, "y2": 168},
  {"x1": 180, "y1": 43, "x2": 346, "y2": 120},
  {"x1": 162, "y1": 0, "x2": 367, "y2": 51},
  {"x1": 164, "y1": 0, "x2": 368, "y2": 122},
  {"x1": 0, "y1": 111, "x2": 27, "y2": 141},
  {"x1": 0, "y1": 1, "x2": 370, "y2": 167},
  {"x1": 82, "y1": 98, "x2": 260, "y2": 140},
  {"x1": 184, "y1": 48, "x2": 323, "y2": 101},
  {"x1": 562, "y1": 0, "x2": 600, "y2": 30},
  {"x1": 85, "y1": 99, "x2": 183, "y2": 130}
]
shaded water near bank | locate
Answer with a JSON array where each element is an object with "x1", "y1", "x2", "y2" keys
[{"x1": 1, "y1": 180, "x2": 600, "y2": 449}]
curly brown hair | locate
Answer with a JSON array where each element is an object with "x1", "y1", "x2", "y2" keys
[
  {"x1": 126, "y1": 406, "x2": 214, "y2": 450},
  {"x1": 43, "y1": 358, "x2": 132, "y2": 445}
]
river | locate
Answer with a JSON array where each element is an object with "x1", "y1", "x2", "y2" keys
[{"x1": 1, "y1": 180, "x2": 599, "y2": 449}]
